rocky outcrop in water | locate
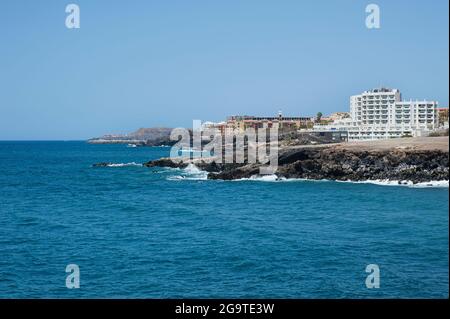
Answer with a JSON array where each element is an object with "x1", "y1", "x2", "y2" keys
[
  {"x1": 92, "y1": 162, "x2": 112, "y2": 167},
  {"x1": 144, "y1": 158, "x2": 189, "y2": 169}
]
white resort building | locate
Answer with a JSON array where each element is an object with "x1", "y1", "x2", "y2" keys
[{"x1": 315, "y1": 87, "x2": 439, "y2": 141}]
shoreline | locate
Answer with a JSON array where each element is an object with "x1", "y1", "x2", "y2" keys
[
  {"x1": 142, "y1": 137, "x2": 449, "y2": 184},
  {"x1": 231, "y1": 175, "x2": 449, "y2": 187}
]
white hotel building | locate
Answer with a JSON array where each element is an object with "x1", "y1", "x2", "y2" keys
[{"x1": 316, "y1": 88, "x2": 439, "y2": 141}]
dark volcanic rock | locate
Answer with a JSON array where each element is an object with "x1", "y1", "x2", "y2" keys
[
  {"x1": 274, "y1": 148, "x2": 449, "y2": 183},
  {"x1": 208, "y1": 164, "x2": 259, "y2": 180},
  {"x1": 92, "y1": 162, "x2": 112, "y2": 167},
  {"x1": 143, "y1": 147, "x2": 449, "y2": 183},
  {"x1": 144, "y1": 158, "x2": 189, "y2": 169}
]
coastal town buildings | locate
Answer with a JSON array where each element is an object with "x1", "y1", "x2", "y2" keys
[
  {"x1": 208, "y1": 113, "x2": 314, "y2": 134},
  {"x1": 437, "y1": 107, "x2": 449, "y2": 128},
  {"x1": 328, "y1": 112, "x2": 351, "y2": 122},
  {"x1": 202, "y1": 87, "x2": 441, "y2": 142},
  {"x1": 315, "y1": 87, "x2": 440, "y2": 140},
  {"x1": 231, "y1": 114, "x2": 314, "y2": 132}
]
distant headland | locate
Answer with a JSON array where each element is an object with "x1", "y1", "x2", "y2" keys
[{"x1": 88, "y1": 127, "x2": 175, "y2": 146}]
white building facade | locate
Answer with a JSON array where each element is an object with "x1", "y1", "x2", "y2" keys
[{"x1": 316, "y1": 88, "x2": 439, "y2": 141}]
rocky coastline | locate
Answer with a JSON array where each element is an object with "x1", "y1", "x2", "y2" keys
[{"x1": 143, "y1": 138, "x2": 449, "y2": 184}]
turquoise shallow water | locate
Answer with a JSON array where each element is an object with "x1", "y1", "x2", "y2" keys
[{"x1": 0, "y1": 141, "x2": 448, "y2": 298}]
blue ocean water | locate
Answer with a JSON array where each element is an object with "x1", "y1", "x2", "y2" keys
[{"x1": 0, "y1": 141, "x2": 448, "y2": 298}]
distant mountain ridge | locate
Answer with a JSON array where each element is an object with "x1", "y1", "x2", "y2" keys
[
  {"x1": 128, "y1": 127, "x2": 173, "y2": 139},
  {"x1": 88, "y1": 127, "x2": 174, "y2": 146}
]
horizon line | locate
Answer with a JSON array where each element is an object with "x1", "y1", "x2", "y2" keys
[{"x1": 0, "y1": 139, "x2": 88, "y2": 142}]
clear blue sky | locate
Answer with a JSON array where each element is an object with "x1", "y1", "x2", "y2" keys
[{"x1": 0, "y1": 0, "x2": 448, "y2": 140}]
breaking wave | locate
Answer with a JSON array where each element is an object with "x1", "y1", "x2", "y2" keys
[
  {"x1": 166, "y1": 164, "x2": 208, "y2": 181},
  {"x1": 342, "y1": 179, "x2": 449, "y2": 188},
  {"x1": 106, "y1": 162, "x2": 142, "y2": 167},
  {"x1": 233, "y1": 175, "x2": 449, "y2": 188},
  {"x1": 233, "y1": 174, "x2": 286, "y2": 182}
]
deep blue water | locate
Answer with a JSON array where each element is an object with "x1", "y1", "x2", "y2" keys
[{"x1": 0, "y1": 141, "x2": 448, "y2": 298}]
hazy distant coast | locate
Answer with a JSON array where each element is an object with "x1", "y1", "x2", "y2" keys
[{"x1": 88, "y1": 127, "x2": 174, "y2": 146}]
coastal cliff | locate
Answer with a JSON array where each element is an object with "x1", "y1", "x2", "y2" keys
[
  {"x1": 143, "y1": 137, "x2": 449, "y2": 184},
  {"x1": 88, "y1": 127, "x2": 174, "y2": 146}
]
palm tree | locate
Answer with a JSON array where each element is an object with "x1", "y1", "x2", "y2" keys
[{"x1": 316, "y1": 112, "x2": 323, "y2": 123}]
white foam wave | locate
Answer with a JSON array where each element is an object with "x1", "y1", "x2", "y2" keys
[
  {"x1": 167, "y1": 164, "x2": 208, "y2": 181},
  {"x1": 233, "y1": 175, "x2": 448, "y2": 188},
  {"x1": 106, "y1": 162, "x2": 142, "y2": 167},
  {"x1": 233, "y1": 175, "x2": 334, "y2": 183},
  {"x1": 344, "y1": 179, "x2": 449, "y2": 188},
  {"x1": 234, "y1": 174, "x2": 286, "y2": 182},
  {"x1": 154, "y1": 166, "x2": 181, "y2": 173},
  {"x1": 183, "y1": 163, "x2": 204, "y2": 174},
  {"x1": 412, "y1": 181, "x2": 449, "y2": 188}
]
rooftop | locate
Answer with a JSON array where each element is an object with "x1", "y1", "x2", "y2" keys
[{"x1": 364, "y1": 87, "x2": 399, "y2": 94}]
